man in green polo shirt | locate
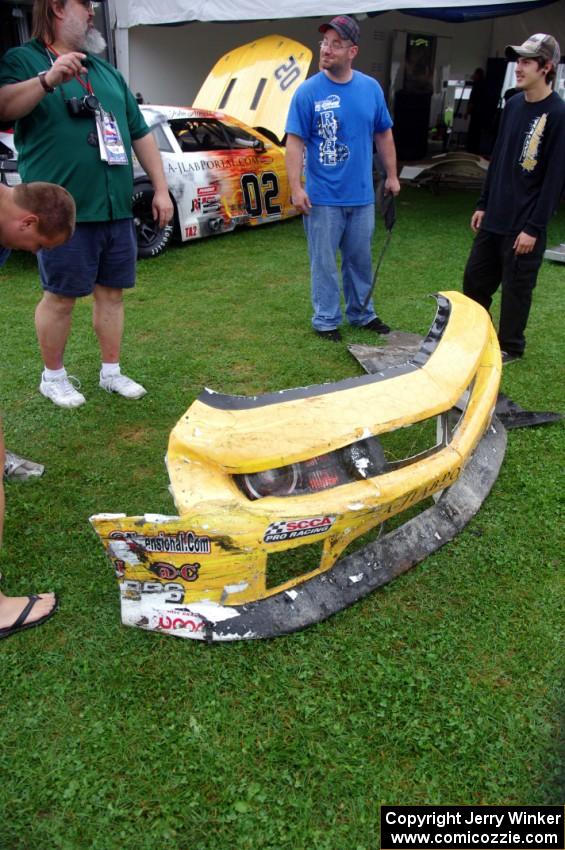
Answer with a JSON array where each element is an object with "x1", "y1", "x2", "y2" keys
[{"x1": 0, "y1": 0, "x2": 173, "y2": 408}]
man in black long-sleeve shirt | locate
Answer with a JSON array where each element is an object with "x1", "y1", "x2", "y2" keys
[{"x1": 463, "y1": 33, "x2": 565, "y2": 362}]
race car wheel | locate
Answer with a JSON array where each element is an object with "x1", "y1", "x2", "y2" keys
[{"x1": 132, "y1": 182, "x2": 174, "y2": 259}]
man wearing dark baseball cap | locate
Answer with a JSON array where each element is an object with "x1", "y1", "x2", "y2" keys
[
  {"x1": 319, "y1": 15, "x2": 360, "y2": 46},
  {"x1": 462, "y1": 32, "x2": 565, "y2": 364},
  {"x1": 285, "y1": 15, "x2": 400, "y2": 342}
]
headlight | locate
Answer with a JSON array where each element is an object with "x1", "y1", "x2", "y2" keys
[
  {"x1": 236, "y1": 436, "x2": 386, "y2": 500},
  {"x1": 240, "y1": 463, "x2": 300, "y2": 499}
]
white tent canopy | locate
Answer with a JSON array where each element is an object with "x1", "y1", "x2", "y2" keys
[{"x1": 113, "y1": 0, "x2": 551, "y2": 27}]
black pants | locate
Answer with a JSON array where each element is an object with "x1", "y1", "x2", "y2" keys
[{"x1": 463, "y1": 228, "x2": 546, "y2": 356}]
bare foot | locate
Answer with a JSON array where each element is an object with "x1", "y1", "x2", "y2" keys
[{"x1": 0, "y1": 592, "x2": 57, "y2": 630}]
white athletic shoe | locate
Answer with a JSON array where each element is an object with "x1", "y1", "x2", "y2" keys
[
  {"x1": 40, "y1": 374, "x2": 86, "y2": 408},
  {"x1": 99, "y1": 372, "x2": 147, "y2": 400}
]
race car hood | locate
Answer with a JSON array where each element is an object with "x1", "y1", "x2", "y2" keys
[{"x1": 192, "y1": 35, "x2": 312, "y2": 143}]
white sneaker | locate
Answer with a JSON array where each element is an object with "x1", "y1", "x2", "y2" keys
[
  {"x1": 40, "y1": 373, "x2": 86, "y2": 408},
  {"x1": 99, "y1": 372, "x2": 147, "y2": 400}
]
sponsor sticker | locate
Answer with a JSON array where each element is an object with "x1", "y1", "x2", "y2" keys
[
  {"x1": 109, "y1": 530, "x2": 211, "y2": 555},
  {"x1": 197, "y1": 184, "x2": 219, "y2": 197},
  {"x1": 264, "y1": 515, "x2": 336, "y2": 543}
]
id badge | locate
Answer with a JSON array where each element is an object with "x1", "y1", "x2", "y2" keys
[{"x1": 95, "y1": 107, "x2": 128, "y2": 165}]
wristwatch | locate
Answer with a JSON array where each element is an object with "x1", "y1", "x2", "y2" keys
[{"x1": 37, "y1": 70, "x2": 55, "y2": 93}]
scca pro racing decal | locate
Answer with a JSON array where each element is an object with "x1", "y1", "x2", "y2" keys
[{"x1": 264, "y1": 515, "x2": 336, "y2": 543}]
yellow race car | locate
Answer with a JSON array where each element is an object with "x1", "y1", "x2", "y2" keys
[
  {"x1": 132, "y1": 35, "x2": 312, "y2": 257},
  {"x1": 91, "y1": 291, "x2": 505, "y2": 641}
]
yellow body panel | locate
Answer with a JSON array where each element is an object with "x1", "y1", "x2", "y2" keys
[
  {"x1": 193, "y1": 35, "x2": 312, "y2": 142},
  {"x1": 91, "y1": 292, "x2": 501, "y2": 622},
  {"x1": 170, "y1": 291, "x2": 491, "y2": 473}
]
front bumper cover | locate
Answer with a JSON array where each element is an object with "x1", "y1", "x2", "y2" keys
[{"x1": 91, "y1": 291, "x2": 502, "y2": 641}]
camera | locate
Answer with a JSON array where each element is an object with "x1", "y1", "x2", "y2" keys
[{"x1": 65, "y1": 94, "x2": 100, "y2": 117}]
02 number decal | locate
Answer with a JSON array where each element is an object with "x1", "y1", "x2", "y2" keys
[
  {"x1": 241, "y1": 172, "x2": 282, "y2": 217},
  {"x1": 274, "y1": 57, "x2": 300, "y2": 91}
]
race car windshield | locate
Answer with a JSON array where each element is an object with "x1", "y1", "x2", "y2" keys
[
  {"x1": 165, "y1": 118, "x2": 260, "y2": 153},
  {"x1": 169, "y1": 119, "x2": 261, "y2": 153},
  {"x1": 170, "y1": 119, "x2": 231, "y2": 152}
]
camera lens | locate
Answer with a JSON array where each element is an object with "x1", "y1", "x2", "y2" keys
[
  {"x1": 65, "y1": 95, "x2": 100, "y2": 117},
  {"x1": 84, "y1": 94, "x2": 99, "y2": 112}
]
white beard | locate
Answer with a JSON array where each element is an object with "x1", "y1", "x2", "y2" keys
[
  {"x1": 61, "y1": 7, "x2": 106, "y2": 54},
  {"x1": 83, "y1": 27, "x2": 107, "y2": 55}
]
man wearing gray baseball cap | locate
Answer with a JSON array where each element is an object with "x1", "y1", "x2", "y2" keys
[
  {"x1": 463, "y1": 33, "x2": 564, "y2": 364},
  {"x1": 505, "y1": 33, "x2": 561, "y2": 68}
]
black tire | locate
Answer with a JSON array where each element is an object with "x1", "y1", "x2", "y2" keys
[{"x1": 132, "y1": 182, "x2": 174, "y2": 259}]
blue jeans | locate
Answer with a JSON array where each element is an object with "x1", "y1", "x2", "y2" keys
[{"x1": 303, "y1": 204, "x2": 377, "y2": 331}]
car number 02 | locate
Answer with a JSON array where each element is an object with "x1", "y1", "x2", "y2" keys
[
  {"x1": 241, "y1": 172, "x2": 282, "y2": 217},
  {"x1": 274, "y1": 57, "x2": 300, "y2": 91}
]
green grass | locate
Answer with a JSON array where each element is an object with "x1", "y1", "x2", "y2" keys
[{"x1": 0, "y1": 188, "x2": 563, "y2": 850}]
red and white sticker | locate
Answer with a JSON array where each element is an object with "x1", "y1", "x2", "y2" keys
[{"x1": 264, "y1": 515, "x2": 336, "y2": 543}]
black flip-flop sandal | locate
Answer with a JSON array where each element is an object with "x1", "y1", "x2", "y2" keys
[{"x1": 0, "y1": 594, "x2": 59, "y2": 640}]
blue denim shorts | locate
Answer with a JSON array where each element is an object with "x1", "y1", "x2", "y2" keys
[{"x1": 38, "y1": 219, "x2": 137, "y2": 297}]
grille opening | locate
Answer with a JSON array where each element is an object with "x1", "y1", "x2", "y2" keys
[
  {"x1": 265, "y1": 495, "x2": 441, "y2": 592},
  {"x1": 378, "y1": 415, "x2": 441, "y2": 468},
  {"x1": 337, "y1": 496, "x2": 437, "y2": 563},
  {"x1": 266, "y1": 541, "x2": 324, "y2": 589}
]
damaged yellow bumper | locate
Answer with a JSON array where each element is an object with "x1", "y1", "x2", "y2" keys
[{"x1": 91, "y1": 291, "x2": 502, "y2": 640}]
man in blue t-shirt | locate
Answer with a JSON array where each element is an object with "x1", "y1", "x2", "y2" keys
[{"x1": 285, "y1": 15, "x2": 400, "y2": 341}]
